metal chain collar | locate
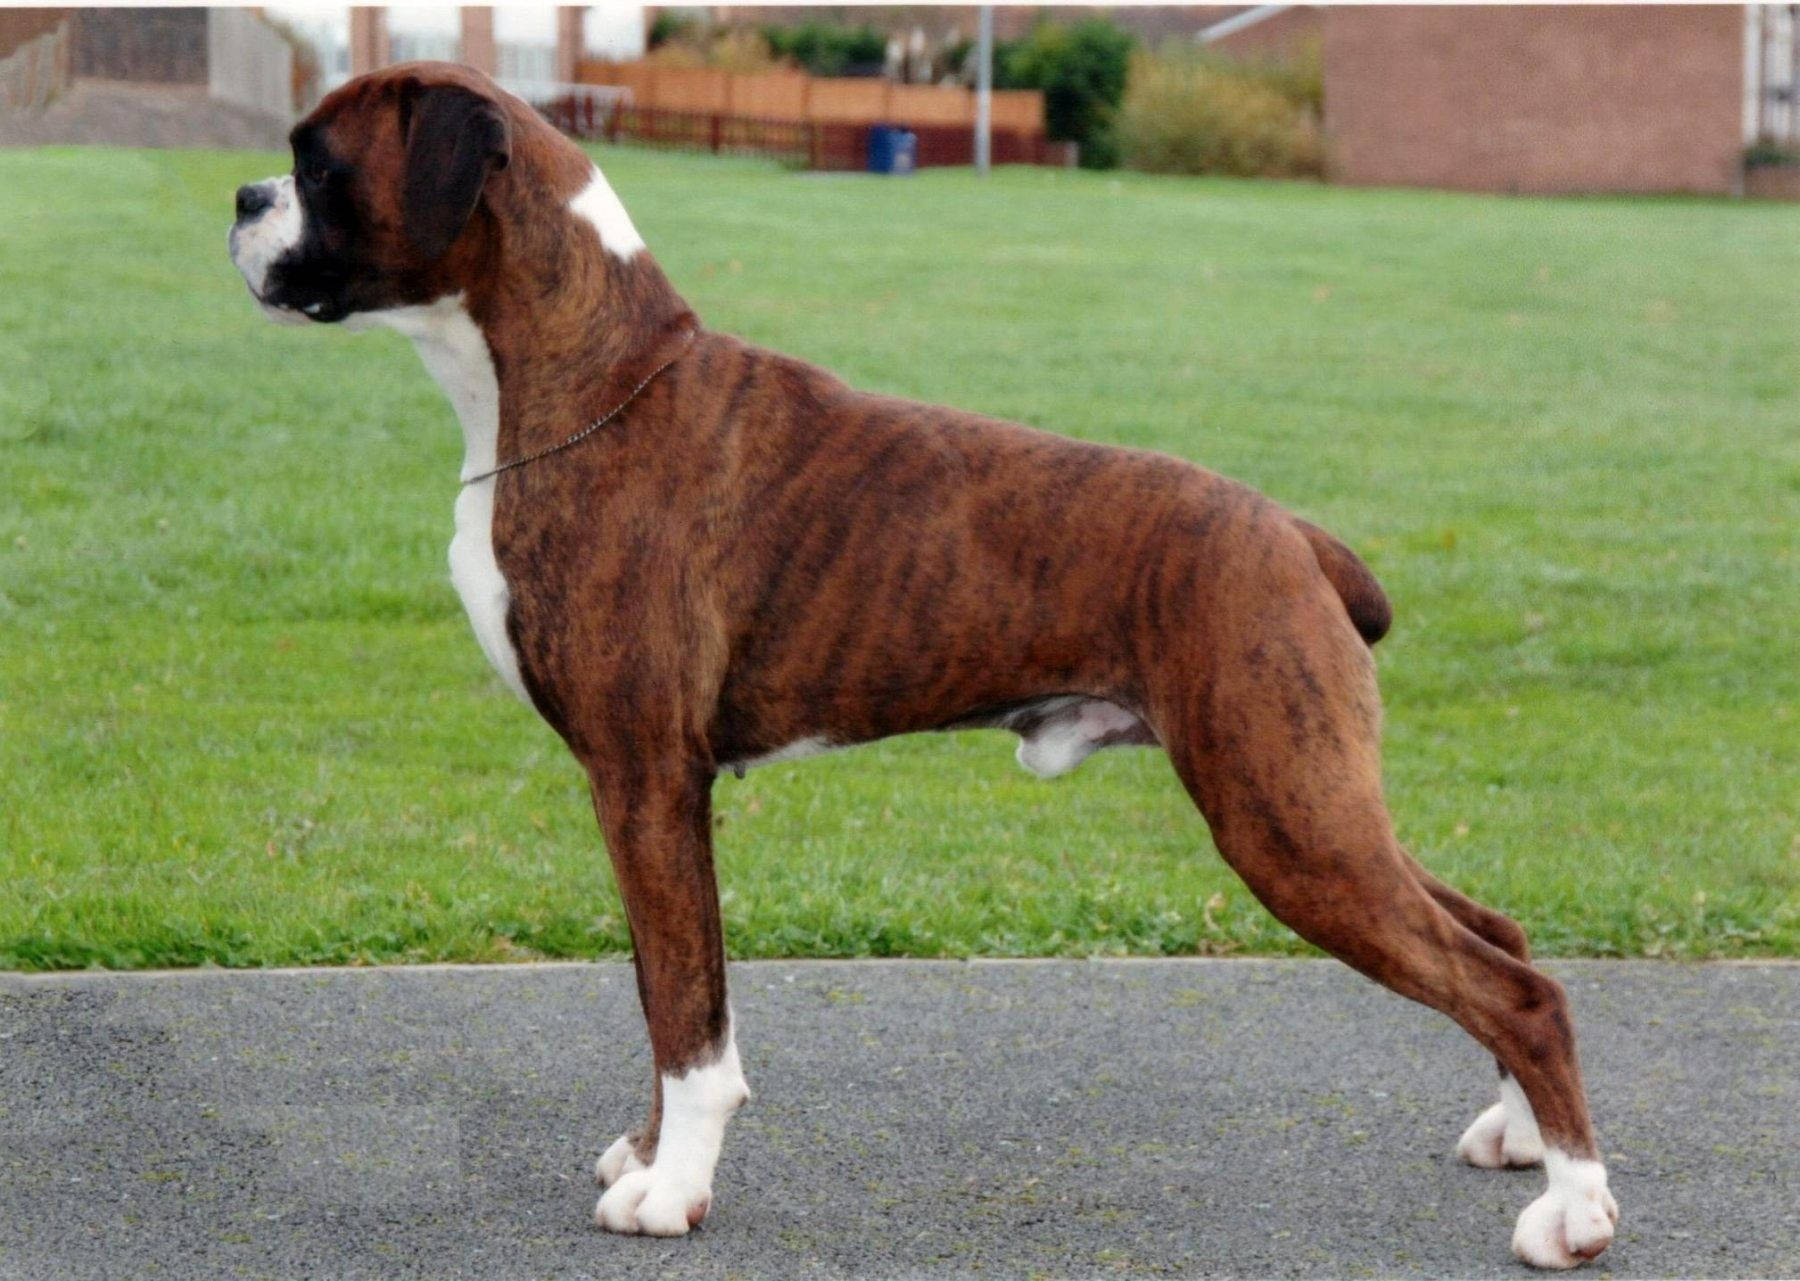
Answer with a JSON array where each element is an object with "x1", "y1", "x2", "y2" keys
[{"x1": 461, "y1": 327, "x2": 699, "y2": 486}]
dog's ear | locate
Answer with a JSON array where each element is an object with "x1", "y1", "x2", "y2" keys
[{"x1": 400, "y1": 83, "x2": 511, "y2": 263}]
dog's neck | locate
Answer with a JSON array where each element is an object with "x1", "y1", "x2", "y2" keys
[{"x1": 374, "y1": 162, "x2": 695, "y2": 477}]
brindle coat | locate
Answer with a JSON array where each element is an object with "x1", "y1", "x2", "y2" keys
[{"x1": 242, "y1": 62, "x2": 1605, "y2": 1249}]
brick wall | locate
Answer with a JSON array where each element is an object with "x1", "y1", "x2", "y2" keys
[
  {"x1": 1206, "y1": 6, "x2": 1322, "y2": 62},
  {"x1": 1324, "y1": 5, "x2": 1746, "y2": 195}
]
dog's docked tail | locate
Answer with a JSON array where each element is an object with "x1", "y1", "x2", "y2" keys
[{"x1": 1296, "y1": 520, "x2": 1392, "y2": 646}]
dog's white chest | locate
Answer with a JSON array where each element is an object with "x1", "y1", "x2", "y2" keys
[
  {"x1": 367, "y1": 297, "x2": 532, "y2": 706},
  {"x1": 449, "y1": 477, "x2": 530, "y2": 704}
]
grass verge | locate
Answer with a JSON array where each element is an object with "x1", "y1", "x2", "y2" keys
[{"x1": 1, "y1": 145, "x2": 1795, "y2": 967}]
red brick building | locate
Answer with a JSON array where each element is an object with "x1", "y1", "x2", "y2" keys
[{"x1": 1323, "y1": 6, "x2": 1762, "y2": 196}]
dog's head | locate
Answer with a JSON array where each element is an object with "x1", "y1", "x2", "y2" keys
[{"x1": 228, "y1": 63, "x2": 528, "y2": 325}]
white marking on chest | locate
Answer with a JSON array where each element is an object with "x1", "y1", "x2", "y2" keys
[
  {"x1": 357, "y1": 296, "x2": 531, "y2": 706},
  {"x1": 569, "y1": 165, "x2": 645, "y2": 260}
]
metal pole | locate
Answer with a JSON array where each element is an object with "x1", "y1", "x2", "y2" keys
[
  {"x1": 1789, "y1": 3, "x2": 1799, "y2": 142},
  {"x1": 975, "y1": 4, "x2": 992, "y2": 175}
]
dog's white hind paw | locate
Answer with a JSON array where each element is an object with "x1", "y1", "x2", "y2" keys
[
  {"x1": 1511, "y1": 1152, "x2": 1618, "y2": 1269},
  {"x1": 1458, "y1": 1101, "x2": 1544, "y2": 1168},
  {"x1": 595, "y1": 1132, "x2": 649, "y2": 1187},
  {"x1": 594, "y1": 1166, "x2": 712, "y2": 1236},
  {"x1": 1458, "y1": 1077, "x2": 1545, "y2": 1168}
]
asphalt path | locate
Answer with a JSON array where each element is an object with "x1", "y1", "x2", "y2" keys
[{"x1": 2, "y1": 959, "x2": 1795, "y2": 1279}]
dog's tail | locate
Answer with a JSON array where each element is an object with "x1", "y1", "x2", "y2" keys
[{"x1": 1296, "y1": 520, "x2": 1392, "y2": 646}]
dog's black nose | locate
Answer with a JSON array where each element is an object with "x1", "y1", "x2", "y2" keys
[{"x1": 235, "y1": 183, "x2": 273, "y2": 221}]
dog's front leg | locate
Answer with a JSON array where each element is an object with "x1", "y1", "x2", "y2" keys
[{"x1": 587, "y1": 756, "x2": 747, "y2": 1236}]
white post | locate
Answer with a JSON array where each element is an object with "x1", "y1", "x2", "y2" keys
[{"x1": 975, "y1": 4, "x2": 993, "y2": 176}]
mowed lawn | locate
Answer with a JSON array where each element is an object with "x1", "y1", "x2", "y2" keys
[{"x1": 0, "y1": 144, "x2": 1795, "y2": 970}]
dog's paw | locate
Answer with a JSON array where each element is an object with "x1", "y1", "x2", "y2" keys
[
  {"x1": 1457, "y1": 1101, "x2": 1544, "y2": 1169},
  {"x1": 1458, "y1": 1077, "x2": 1545, "y2": 1169},
  {"x1": 595, "y1": 1132, "x2": 649, "y2": 1187},
  {"x1": 594, "y1": 1166, "x2": 712, "y2": 1236},
  {"x1": 1511, "y1": 1154, "x2": 1618, "y2": 1269}
]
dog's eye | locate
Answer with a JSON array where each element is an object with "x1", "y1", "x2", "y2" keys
[{"x1": 301, "y1": 165, "x2": 330, "y2": 188}]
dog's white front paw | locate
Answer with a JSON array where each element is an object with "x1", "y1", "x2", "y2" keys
[
  {"x1": 1511, "y1": 1152, "x2": 1618, "y2": 1269},
  {"x1": 595, "y1": 1132, "x2": 649, "y2": 1187},
  {"x1": 594, "y1": 1166, "x2": 712, "y2": 1236},
  {"x1": 1458, "y1": 1077, "x2": 1545, "y2": 1168},
  {"x1": 592, "y1": 1026, "x2": 747, "y2": 1237}
]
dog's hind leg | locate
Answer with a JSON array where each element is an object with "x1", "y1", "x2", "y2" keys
[
  {"x1": 585, "y1": 755, "x2": 748, "y2": 1237},
  {"x1": 1405, "y1": 861, "x2": 1548, "y2": 1169},
  {"x1": 1152, "y1": 547, "x2": 1614, "y2": 1269}
]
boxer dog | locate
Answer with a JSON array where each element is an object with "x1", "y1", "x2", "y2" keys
[{"x1": 228, "y1": 63, "x2": 1617, "y2": 1267}]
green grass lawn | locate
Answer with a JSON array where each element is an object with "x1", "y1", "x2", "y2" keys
[{"x1": 1, "y1": 145, "x2": 1795, "y2": 969}]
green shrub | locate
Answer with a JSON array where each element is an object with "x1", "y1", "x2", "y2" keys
[
  {"x1": 997, "y1": 19, "x2": 1135, "y2": 169},
  {"x1": 1117, "y1": 47, "x2": 1323, "y2": 179},
  {"x1": 646, "y1": 26, "x2": 783, "y2": 73},
  {"x1": 1744, "y1": 137, "x2": 1800, "y2": 167},
  {"x1": 1241, "y1": 36, "x2": 1323, "y2": 118},
  {"x1": 762, "y1": 21, "x2": 888, "y2": 77},
  {"x1": 648, "y1": 11, "x2": 697, "y2": 50}
]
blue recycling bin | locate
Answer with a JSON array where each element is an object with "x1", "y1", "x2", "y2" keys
[{"x1": 867, "y1": 125, "x2": 917, "y2": 175}]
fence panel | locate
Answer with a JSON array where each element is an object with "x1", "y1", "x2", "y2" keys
[
  {"x1": 805, "y1": 76, "x2": 889, "y2": 123},
  {"x1": 652, "y1": 66, "x2": 729, "y2": 114},
  {"x1": 990, "y1": 90, "x2": 1043, "y2": 133},
  {"x1": 729, "y1": 69, "x2": 807, "y2": 121},
  {"x1": 573, "y1": 59, "x2": 1045, "y2": 137},
  {"x1": 887, "y1": 82, "x2": 970, "y2": 126}
]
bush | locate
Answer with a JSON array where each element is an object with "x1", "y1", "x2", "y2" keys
[
  {"x1": 997, "y1": 19, "x2": 1135, "y2": 169},
  {"x1": 645, "y1": 26, "x2": 784, "y2": 73},
  {"x1": 762, "y1": 22, "x2": 888, "y2": 77},
  {"x1": 648, "y1": 11, "x2": 697, "y2": 50},
  {"x1": 1117, "y1": 47, "x2": 1323, "y2": 179},
  {"x1": 1744, "y1": 138, "x2": 1800, "y2": 167}
]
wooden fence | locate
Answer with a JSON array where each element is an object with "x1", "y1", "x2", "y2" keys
[
  {"x1": 561, "y1": 60, "x2": 1059, "y2": 170},
  {"x1": 575, "y1": 60, "x2": 1043, "y2": 133},
  {"x1": 543, "y1": 94, "x2": 1069, "y2": 172}
]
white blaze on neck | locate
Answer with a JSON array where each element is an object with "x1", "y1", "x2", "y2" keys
[
  {"x1": 569, "y1": 164, "x2": 645, "y2": 260},
  {"x1": 355, "y1": 295, "x2": 532, "y2": 707}
]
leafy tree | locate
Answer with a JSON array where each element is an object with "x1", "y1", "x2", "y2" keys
[{"x1": 998, "y1": 19, "x2": 1135, "y2": 169}]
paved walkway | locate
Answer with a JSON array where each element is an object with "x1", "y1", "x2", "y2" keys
[{"x1": 2, "y1": 960, "x2": 1795, "y2": 1279}]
